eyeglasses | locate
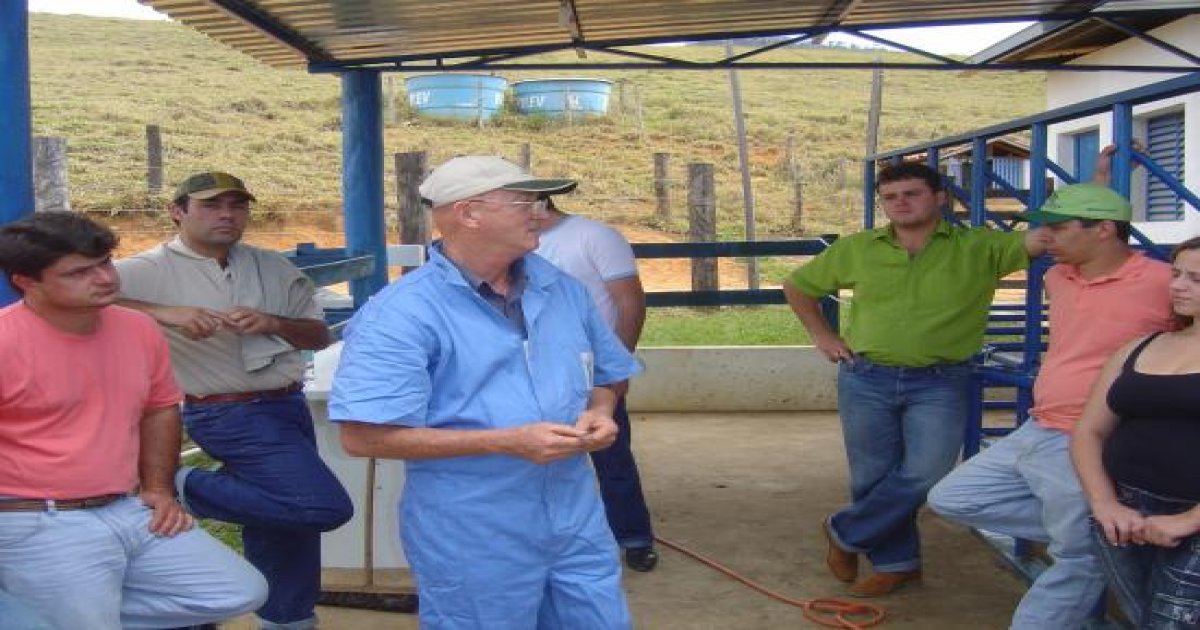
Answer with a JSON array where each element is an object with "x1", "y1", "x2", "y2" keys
[{"x1": 466, "y1": 198, "x2": 548, "y2": 213}]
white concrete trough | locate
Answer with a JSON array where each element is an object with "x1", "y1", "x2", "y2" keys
[{"x1": 309, "y1": 342, "x2": 409, "y2": 571}]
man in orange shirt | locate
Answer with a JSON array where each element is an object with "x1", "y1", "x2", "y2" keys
[
  {"x1": 929, "y1": 184, "x2": 1175, "y2": 628},
  {"x1": 0, "y1": 212, "x2": 266, "y2": 629}
]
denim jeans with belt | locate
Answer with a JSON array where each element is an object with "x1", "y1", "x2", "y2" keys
[
  {"x1": 1093, "y1": 483, "x2": 1200, "y2": 629},
  {"x1": 181, "y1": 393, "x2": 354, "y2": 630},
  {"x1": 828, "y1": 356, "x2": 970, "y2": 573},
  {"x1": 589, "y1": 397, "x2": 654, "y2": 549},
  {"x1": 0, "y1": 497, "x2": 267, "y2": 629}
]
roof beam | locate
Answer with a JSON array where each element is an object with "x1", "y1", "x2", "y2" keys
[
  {"x1": 310, "y1": 57, "x2": 1200, "y2": 74},
  {"x1": 1091, "y1": 14, "x2": 1200, "y2": 68},
  {"x1": 203, "y1": 0, "x2": 335, "y2": 63},
  {"x1": 811, "y1": 0, "x2": 865, "y2": 45}
]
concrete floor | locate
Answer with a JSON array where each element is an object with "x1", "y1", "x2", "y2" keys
[{"x1": 224, "y1": 412, "x2": 1027, "y2": 629}]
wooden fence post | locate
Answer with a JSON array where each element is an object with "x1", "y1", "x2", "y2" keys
[
  {"x1": 33, "y1": 136, "x2": 70, "y2": 212},
  {"x1": 688, "y1": 163, "x2": 717, "y2": 298},
  {"x1": 792, "y1": 163, "x2": 805, "y2": 234},
  {"x1": 634, "y1": 84, "x2": 646, "y2": 141},
  {"x1": 395, "y1": 151, "x2": 429, "y2": 272},
  {"x1": 784, "y1": 131, "x2": 796, "y2": 175},
  {"x1": 519, "y1": 143, "x2": 532, "y2": 171},
  {"x1": 383, "y1": 76, "x2": 399, "y2": 126},
  {"x1": 865, "y1": 64, "x2": 884, "y2": 160},
  {"x1": 146, "y1": 124, "x2": 163, "y2": 194},
  {"x1": 654, "y1": 152, "x2": 670, "y2": 223}
]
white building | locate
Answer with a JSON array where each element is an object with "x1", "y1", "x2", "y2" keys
[{"x1": 973, "y1": 11, "x2": 1199, "y2": 242}]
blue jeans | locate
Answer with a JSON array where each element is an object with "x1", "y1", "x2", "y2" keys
[
  {"x1": 929, "y1": 420, "x2": 1106, "y2": 629},
  {"x1": 0, "y1": 589, "x2": 52, "y2": 630},
  {"x1": 181, "y1": 393, "x2": 353, "y2": 629},
  {"x1": 1093, "y1": 484, "x2": 1200, "y2": 629},
  {"x1": 589, "y1": 397, "x2": 654, "y2": 548},
  {"x1": 829, "y1": 357, "x2": 970, "y2": 573},
  {"x1": 0, "y1": 496, "x2": 266, "y2": 629}
]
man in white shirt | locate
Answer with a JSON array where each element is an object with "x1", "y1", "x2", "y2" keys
[{"x1": 536, "y1": 198, "x2": 658, "y2": 572}]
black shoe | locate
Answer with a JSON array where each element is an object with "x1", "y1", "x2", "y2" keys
[{"x1": 625, "y1": 546, "x2": 659, "y2": 572}]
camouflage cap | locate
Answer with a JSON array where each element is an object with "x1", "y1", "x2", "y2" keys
[{"x1": 174, "y1": 171, "x2": 257, "y2": 202}]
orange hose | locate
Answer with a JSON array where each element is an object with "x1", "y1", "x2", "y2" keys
[{"x1": 654, "y1": 535, "x2": 887, "y2": 629}]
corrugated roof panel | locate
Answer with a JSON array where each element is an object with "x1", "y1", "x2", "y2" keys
[{"x1": 141, "y1": 0, "x2": 1128, "y2": 68}]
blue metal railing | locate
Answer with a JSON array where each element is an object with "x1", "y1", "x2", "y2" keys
[
  {"x1": 630, "y1": 237, "x2": 840, "y2": 327},
  {"x1": 288, "y1": 237, "x2": 842, "y2": 338}
]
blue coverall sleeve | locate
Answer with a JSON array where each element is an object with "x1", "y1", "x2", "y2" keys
[{"x1": 329, "y1": 301, "x2": 435, "y2": 427}]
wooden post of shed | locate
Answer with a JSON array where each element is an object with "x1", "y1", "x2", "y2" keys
[
  {"x1": 724, "y1": 41, "x2": 759, "y2": 291},
  {"x1": 519, "y1": 143, "x2": 532, "y2": 171},
  {"x1": 33, "y1": 136, "x2": 69, "y2": 212},
  {"x1": 146, "y1": 124, "x2": 163, "y2": 194},
  {"x1": 395, "y1": 151, "x2": 429, "y2": 273},
  {"x1": 688, "y1": 163, "x2": 717, "y2": 301},
  {"x1": 653, "y1": 152, "x2": 670, "y2": 223}
]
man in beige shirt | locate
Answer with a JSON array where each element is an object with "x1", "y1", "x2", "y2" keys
[{"x1": 117, "y1": 171, "x2": 353, "y2": 630}]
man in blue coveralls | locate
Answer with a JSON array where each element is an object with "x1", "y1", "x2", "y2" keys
[{"x1": 329, "y1": 155, "x2": 642, "y2": 629}]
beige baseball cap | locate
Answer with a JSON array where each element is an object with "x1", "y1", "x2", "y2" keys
[{"x1": 418, "y1": 156, "x2": 576, "y2": 207}]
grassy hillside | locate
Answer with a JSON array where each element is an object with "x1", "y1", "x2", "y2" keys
[{"x1": 30, "y1": 14, "x2": 1045, "y2": 239}]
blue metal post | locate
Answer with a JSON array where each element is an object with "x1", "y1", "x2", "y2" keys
[
  {"x1": 862, "y1": 159, "x2": 876, "y2": 229},
  {"x1": 1021, "y1": 123, "x2": 1050, "y2": 416},
  {"x1": 970, "y1": 136, "x2": 988, "y2": 227},
  {"x1": 1111, "y1": 102, "x2": 1134, "y2": 197},
  {"x1": 0, "y1": 0, "x2": 34, "y2": 306},
  {"x1": 341, "y1": 69, "x2": 388, "y2": 306}
]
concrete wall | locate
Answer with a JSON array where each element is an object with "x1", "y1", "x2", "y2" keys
[
  {"x1": 627, "y1": 346, "x2": 838, "y2": 412},
  {"x1": 1046, "y1": 15, "x2": 1199, "y2": 242}
]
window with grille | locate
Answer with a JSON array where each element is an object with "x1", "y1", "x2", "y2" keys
[{"x1": 1145, "y1": 111, "x2": 1185, "y2": 222}]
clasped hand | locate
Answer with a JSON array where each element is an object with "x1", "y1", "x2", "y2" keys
[{"x1": 507, "y1": 411, "x2": 618, "y2": 464}]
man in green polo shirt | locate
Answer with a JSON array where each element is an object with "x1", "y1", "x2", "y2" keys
[{"x1": 784, "y1": 161, "x2": 1046, "y2": 597}]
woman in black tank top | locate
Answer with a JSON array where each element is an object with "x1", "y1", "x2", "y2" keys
[{"x1": 1071, "y1": 236, "x2": 1200, "y2": 629}]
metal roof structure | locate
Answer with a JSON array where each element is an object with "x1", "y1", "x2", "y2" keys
[
  {"x1": 969, "y1": 0, "x2": 1200, "y2": 66},
  {"x1": 141, "y1": 0, "x2": 1200, "y2": 73}
]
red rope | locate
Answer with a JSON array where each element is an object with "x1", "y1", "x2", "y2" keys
[{"x1": 654, "y1": 536, "x2": 887, "y2": 629}]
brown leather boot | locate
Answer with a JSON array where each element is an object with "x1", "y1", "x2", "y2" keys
[
  {"x1": 847, "y1": 570, "x2": 922, "y2": 598},
  {"x1": 822, "y1": 517, "x2": 858, "y2": 583}
]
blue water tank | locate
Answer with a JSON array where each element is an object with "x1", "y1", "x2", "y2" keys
[
  {"x1": 405, "y1": 74, "x2": 508, "y2": 121},
  {"x1": 512, "y1": 78, "x2": 612, "y2": 118}
]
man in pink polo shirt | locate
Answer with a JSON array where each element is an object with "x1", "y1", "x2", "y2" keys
[
  {"x1": 929, "y1": 183, "x2": 1175, "y2": 629},
  {"x1": 0, "y1": 212, "x2": 266, "y2": 629}
]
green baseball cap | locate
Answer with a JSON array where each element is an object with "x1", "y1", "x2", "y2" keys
[
  {"x1": 1016, "y1": 183, "x2": 1131, "y2": 225},
  {"x1": 174, "y1": 171, "x2": 256, "y2": 202}
]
